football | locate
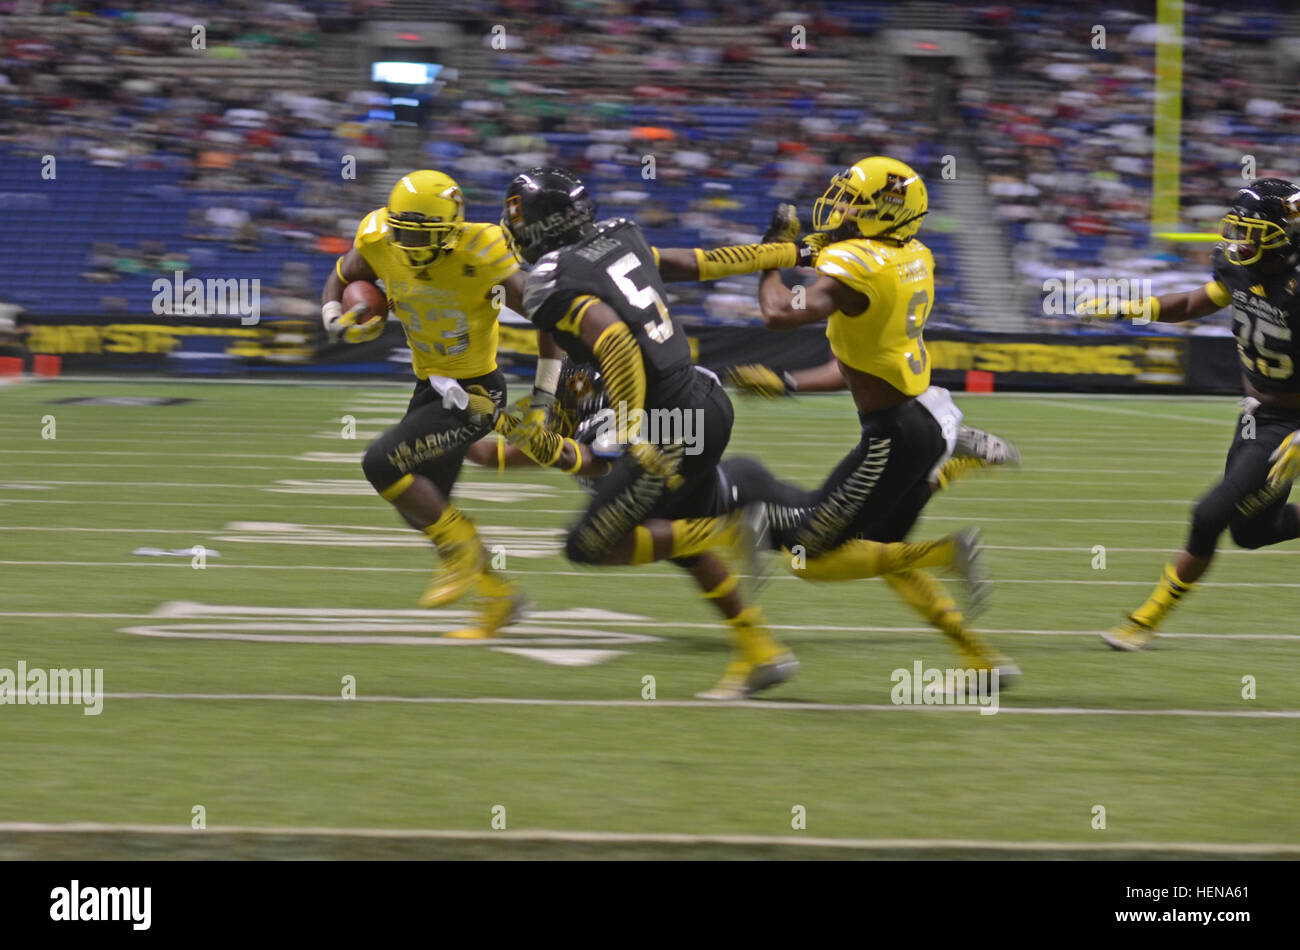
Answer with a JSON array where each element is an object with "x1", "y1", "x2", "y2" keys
[{"x1": 341, "y1": 279, "x2": 388, "y2": 321}]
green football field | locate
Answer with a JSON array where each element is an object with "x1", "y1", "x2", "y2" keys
[{"x1": 2, "y1": 377, "x2": 1298, "y2": 860}]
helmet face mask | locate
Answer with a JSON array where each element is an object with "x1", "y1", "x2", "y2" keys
[
  {"x1": 1219, "y1": 214, "x2": 1286, "y2": 267},
  {"x1": 1219, "y1": 178, "x2": 1300, "y2": 269},
  {"x1": 501, "y1": 167, "x2": 597, "y2": 265},
  {"x1": 811, "y1": 157, "x2": 928, "y2": 243},
  {"x1": 385, "y1": 170, "x2": 465, "y2": 268}
]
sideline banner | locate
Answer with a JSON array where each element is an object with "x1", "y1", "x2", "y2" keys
[{"x1": 20, "y1": 314, "x2": 1242, "y2": 394}]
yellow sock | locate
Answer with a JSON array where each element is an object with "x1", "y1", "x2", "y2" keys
[
  {"x1": 669, "y1": 516, "x2": 737, "y2": 560},
  {"x1": 1129, "y1": 563, "x2": 1194, "y2": 631},
  {"x1": 422, "y1": 505, "x2": 482, "y2": 560},
  {"x1": 628, "y1": 526, "x2": 655, "y2": 565},
  {"x1": 883, "y1": 569, "x2": 994, "y2": 665},
  {"x1": 796, "y1": 537, "x2": 954, "y2": 580},
  {"x1": 934, "y1": 456, "x2": 987, "y2": 492},
  {"x1": 725, "y1": 605, "x2": 781, "y2": 664}
]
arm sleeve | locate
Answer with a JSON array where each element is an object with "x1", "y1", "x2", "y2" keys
[
  {"x1": 694, "y1": 242, "x2": 798, "y2": 280},
  {"x1": 592, "y1": 320, "x2": 647, "y2": 442}
]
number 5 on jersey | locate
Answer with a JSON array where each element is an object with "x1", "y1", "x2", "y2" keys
[{"x1": 608, "y1": 253, "x2": 674, "y2": 343}]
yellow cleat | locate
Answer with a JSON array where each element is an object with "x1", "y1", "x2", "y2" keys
[
  {"x1": 444, "y1": 573, "x2": 528, "y2": 639},
  {"x1": 1100, "y1": 617, "x2": 1156, "y2": 651},
  {"x1": 419, "y1": 545, "x2": 485, "y2": 609}
]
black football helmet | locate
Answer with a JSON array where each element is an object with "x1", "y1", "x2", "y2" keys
[
  {"x1": 501, "y1": 166, "x2": 597, "y2": 265},
  {"x1": 1219, "y1": 177, "x2": 1300, "y2": 268}
]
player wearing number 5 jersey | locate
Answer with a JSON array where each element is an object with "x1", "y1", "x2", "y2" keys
[
  {"x1": 492, "y1": 166, "x2": 814, "y2": 699},
  {"x1": 1077, "y1": 177, "x2": 1300, "y2": 649}
]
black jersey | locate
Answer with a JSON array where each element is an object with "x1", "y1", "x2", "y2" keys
[
  {"x1": 1214, "y1": 246, "x2": 1300, "y2": 392},
  {"x1": 521, "y1": 218, "x2": 697, "y2": 409}
]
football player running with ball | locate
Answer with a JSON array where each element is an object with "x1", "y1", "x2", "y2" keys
[
  {"x1": 321, "y1": 169, "x2": 555, "y2": 638},
  {"x1": 1079, "y1": 178, "x2": 1300, "y2": 649}
]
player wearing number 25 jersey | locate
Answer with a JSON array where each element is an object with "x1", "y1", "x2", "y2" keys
[{"x1": 1077, "y1": 177, "x2": 1300, "y2": 649}]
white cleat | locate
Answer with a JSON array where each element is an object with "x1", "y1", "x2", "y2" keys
[
  {"x1": 695, "y1": 652, "x2": 799, "y2": 701},
  {"x1": 955, "y1": 425, "x2": 1021, "y2": 468}
]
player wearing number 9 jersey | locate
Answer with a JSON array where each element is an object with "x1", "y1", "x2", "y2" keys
[
  {"x1": 1075, "y1": 177, "x2": 1300, "y2": 649},
  {"x1": 747, "y1": 157, "x2": 1011, "y2": 685}
]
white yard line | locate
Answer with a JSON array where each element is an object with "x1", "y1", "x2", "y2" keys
[
  {"x1": 1043, "y1": 401, "x2": 1229, "y2": 426},
  {"x1": 0, "y1": 821, "x2": 1293, "y2": 855},
  {"x1": 4, "y1": 608, "x2": 1298, "y2": 640},
  {"x1": 27, "y1": 691, "x2": 1294, "y2": 720}
]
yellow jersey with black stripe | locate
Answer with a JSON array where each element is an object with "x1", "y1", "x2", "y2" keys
[
  {"x1": 816, "y1": 237, "x2": 934, "y2": 396},
  {"x1": 353, "y1": 211, "x2": 518, "y2": 379}
]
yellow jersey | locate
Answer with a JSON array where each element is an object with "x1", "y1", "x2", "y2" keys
[
  {"x1": 816, "y1": 237, "x2": 934, "y2": 396},
  {"x1": 353, "y1": 212, "x2": 518, "y2": 379}
]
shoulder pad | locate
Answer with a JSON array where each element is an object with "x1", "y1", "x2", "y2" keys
[
  {"x1": 457, "y1": 221, "x2": 504, "y2": 256},
  {"x1": 354, "y1": 209, "x2": 388, "y2": 249},
  {"x1": 522, "y1": 254, "x2": 562, "y2": 317},
  {"x1": 817, "y1": 240, "x2": 888, "y2": 286}
]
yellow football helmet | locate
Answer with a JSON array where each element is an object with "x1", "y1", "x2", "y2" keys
[
  {"x1": 811, "y1": 156, "x2": 928, "y2": 243},
  {"x1": 385, "y1": 170, "x2": 465, "y2": 266}
]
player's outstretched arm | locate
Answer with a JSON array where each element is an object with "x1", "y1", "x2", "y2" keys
[
  {"x1": 653, "y1": 203, "x2": 815, "y2": 283},
  {"x1": 728, "y1": 357, "x2": 846, "y2": 397},
  {"x1": 654, "y1": 243, "x2": 813, "y2": 283},
  {"x1": 1077, "y1": 282, "x2": 1228, "y2": 324}
]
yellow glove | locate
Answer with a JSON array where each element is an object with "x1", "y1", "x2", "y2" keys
[
  {"x1": 726, "y1": 363, "x2": 790, "y2": 398},
  {"x1": 462, "y1": 384, "x2": 503, "y2": 429},
  {"x1": 802, "y1": 231, "x2": 832, "y2": 260},
  {"x1": 1268, "y1": 430, "x2": 1300, "y2": 488},
  {"x1": 1075, "y1": 296, "x2": 1160, "y2": 322},
  {"x1": 629, "y1": 440, "x2": 684, "y2": 491},
  {"x1": 499, "y1": 401, "x2": 569, "y2": 467},
  {"x1": 323, "y1": 301, "x2": 386, "y2": 343},
  {"x1": 762, "y1": 203, "x2": 801, "y2": 244}
]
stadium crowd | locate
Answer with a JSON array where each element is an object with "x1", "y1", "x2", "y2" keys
[{"x1": 1, "y1": 0, "x2": 1297, "y2": 329}]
